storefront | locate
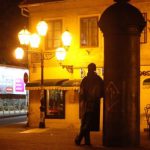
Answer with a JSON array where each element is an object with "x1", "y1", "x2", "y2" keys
[
  {"x1": 26, "y1": 77, "x2": 105, "y2": 130},
  {"x1": 0, "y1": 65, "x2": 29, "y2": 118},
  {"x1": 26, "y1": 79, "x2": 79, "y2": 127},
  {"x1": 25, "y1": 66, "x2": 150, "y2": 131}
]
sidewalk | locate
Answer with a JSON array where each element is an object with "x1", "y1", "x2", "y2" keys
[{"x1": 0, "y1": 121, "x2": 150, "y2": 150}]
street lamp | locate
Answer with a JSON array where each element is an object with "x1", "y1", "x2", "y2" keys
[
  {"x1": 16, "y1": 25, "x2": 72, "y2": 127},
  {"x1": 16, "y1": 28, "x2": 31, "y2": 127},
  {"x1": 29, "y1": 33, "x2": 41, "y2": 48},
  {"x1": 36, "y1": 21, "x2": 48, "y2": 36},
  {"x1": 15, "y1": 47, "x2": 24, "y2": 59},
  {"x1": 55, "y1": 47, "x2": 73, "y2": 73},
  {"x1": 17, "y1": 28, "x2": 31, "y2": 67},
  {"x1": 18, "y1": 29, "x2": 30, "y2": 45},
  {"x1": 16, "y1": 21, "x2": 48, "y2": 128},
  {"x1": 56, "y1": 30, "x2": 73, "y2": 73},
  {"x1": 62, "y1": 30, "x2": 72, "y2": 50},
  {"x1": 36, "y1": 20, "x2": 48, "y2": 128},
  {"x1": 55, "y1": 47, "x2": 66, "y2": 62}
]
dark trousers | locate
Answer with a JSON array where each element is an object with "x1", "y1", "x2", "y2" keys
[{"x1": 77, "y1": 112, "x2": 93, "y2": 144}]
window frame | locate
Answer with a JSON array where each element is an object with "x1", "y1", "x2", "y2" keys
[
  {"x1": 80, "y1": 16, "x2": 99, "y2": 48},
  {"x1": 140, "y1": 12, "x2": 147, "y2": 44},
  {"x1": 45, "y1": 19, "x2": 63, "y2": 50}
]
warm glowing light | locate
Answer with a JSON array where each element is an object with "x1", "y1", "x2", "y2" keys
[
  {"x1": 55, "y1": 47, "x2": 66, "y2": 61},
  {"x1": 30, "y1": 33, "x2": 41, "y2": 48},
  {"x1": 15, "y1": 47, "x2": 24, "y2": 59},
  {"x1": 36, "y1": 21, "x2": 48, "y2": 36},
  {"x1": 62, "y1": 30, "x2": 72, "y2": 47},
  {"x1": 18, "y1": 29, "x2": 30, "y2": 45}
]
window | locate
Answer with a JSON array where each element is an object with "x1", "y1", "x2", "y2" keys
[
  {"x1": 46, "y1": 90, "x2": 65, "y2": 119},
  {"x1": 140, "y1": 13, "x2": 147, "y2": 44},
  {"x1": 0, "y1": 95, "x2": 27, "y2": 117},
  {"x1": 46, "y1": 20, "x2": 62, "y2": 50},
  {"x1": 80, "y1": 16, "x2": 99, "y2": 47}
]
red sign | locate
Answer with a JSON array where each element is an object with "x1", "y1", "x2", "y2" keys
[
  {"x1": 24, "y1": 72, "x2": 28, "y2": 84},
  {"x1": 6, "y1": 87, "x2": 13, "y2": 93}
]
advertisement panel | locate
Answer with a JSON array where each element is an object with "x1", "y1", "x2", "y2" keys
[{"x1": 0, "y1": 66, "x2": 28, "y2": 95}]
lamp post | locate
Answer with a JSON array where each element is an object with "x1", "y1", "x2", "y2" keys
[
  {"x1": 36, "y1": 21, "x2": 48, "y2": 128},
  {"x1": 15, "y1": 26, "x2": 72, "y2": 128},
  {"x1": 15, "y1": 21, "x2": 48, "y2": 128}
]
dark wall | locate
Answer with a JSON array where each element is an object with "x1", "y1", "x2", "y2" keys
[{"x1": 0, "y1": 0, "x2": 28, "y2": 66}]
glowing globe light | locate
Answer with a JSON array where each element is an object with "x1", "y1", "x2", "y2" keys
[
  {"x1": 30, "y1": 33, "x2": 41, "y2": 48},
  {"x1": 18, "y1": 29, "x2": 30, "y2": 45},
  {"x1": 62, "y1": 30, "x2": 72, "y2": 47},
  {"x1": 55, "y1": 47, "x2": 66, "y2": 61},
  {"x1": 36, "y1": 21, "x2": 48, "y2": 36},
  {"x1": 15, "y1": 47, "x2": 24, "y2": 59}
]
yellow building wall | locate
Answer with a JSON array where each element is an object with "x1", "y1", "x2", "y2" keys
[
  {"x1": 24, "y1": 0, "x2": 150, "y2": 131},
  {"x1": 132, "y1": 1, "x2": 150, "y2": 65},
  {"x1": 27, "y1": 0, "x2": 105, "y2": 82},
  {"x1": 27, "y1": 0, "x2": 150, "y2": 81},
  {"x1": 140, "y1": 66, "x2": 150, "y2": 131}
]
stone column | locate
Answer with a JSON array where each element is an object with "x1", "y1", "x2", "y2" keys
[{"x1": 98, "y1": 0, "x2": 146, "y2": 147}]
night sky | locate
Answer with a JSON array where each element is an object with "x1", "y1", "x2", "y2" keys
[{"x1": 0, "y1": 0, "x2": 27, "y2": 66}]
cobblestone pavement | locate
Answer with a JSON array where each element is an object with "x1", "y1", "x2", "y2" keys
[{"x1": 0, "y1": 120, "x2": 150, "y2": 150}]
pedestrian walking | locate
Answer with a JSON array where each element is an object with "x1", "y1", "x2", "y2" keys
[{"x1": 75, "y1": 63, "x2": 104, "y2": 146}]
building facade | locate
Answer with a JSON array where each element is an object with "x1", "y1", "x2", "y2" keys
[{"x1": 20, "y1": 0, "x2": 150, "y2": 131}]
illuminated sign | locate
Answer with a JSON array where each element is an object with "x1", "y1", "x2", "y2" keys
[
  {"x1": 0, "y1": 66, "x2": 28, "y2": 95},
  {"x1": 15, "y1": 78, "x2": 24, "y2": 92}
]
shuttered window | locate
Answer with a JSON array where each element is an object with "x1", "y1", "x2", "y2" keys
[
  {"x1": 80, "y1": 16, "x2": 98, "y2": 47},
  {"x1": 46, "y1": 20, "x2": 62, "y2": 50}
]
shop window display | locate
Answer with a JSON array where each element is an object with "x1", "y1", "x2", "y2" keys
[
  {"x1": 46, "y1": 90, "x2": 65, "y2": 119},
  {"x1": 0, "y1": 98, "x2": 27, "y2": 117}
]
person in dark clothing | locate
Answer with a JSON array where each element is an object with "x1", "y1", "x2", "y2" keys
[{"x1": 75, "y1": 63, "x2": 104, "y2": 146}]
